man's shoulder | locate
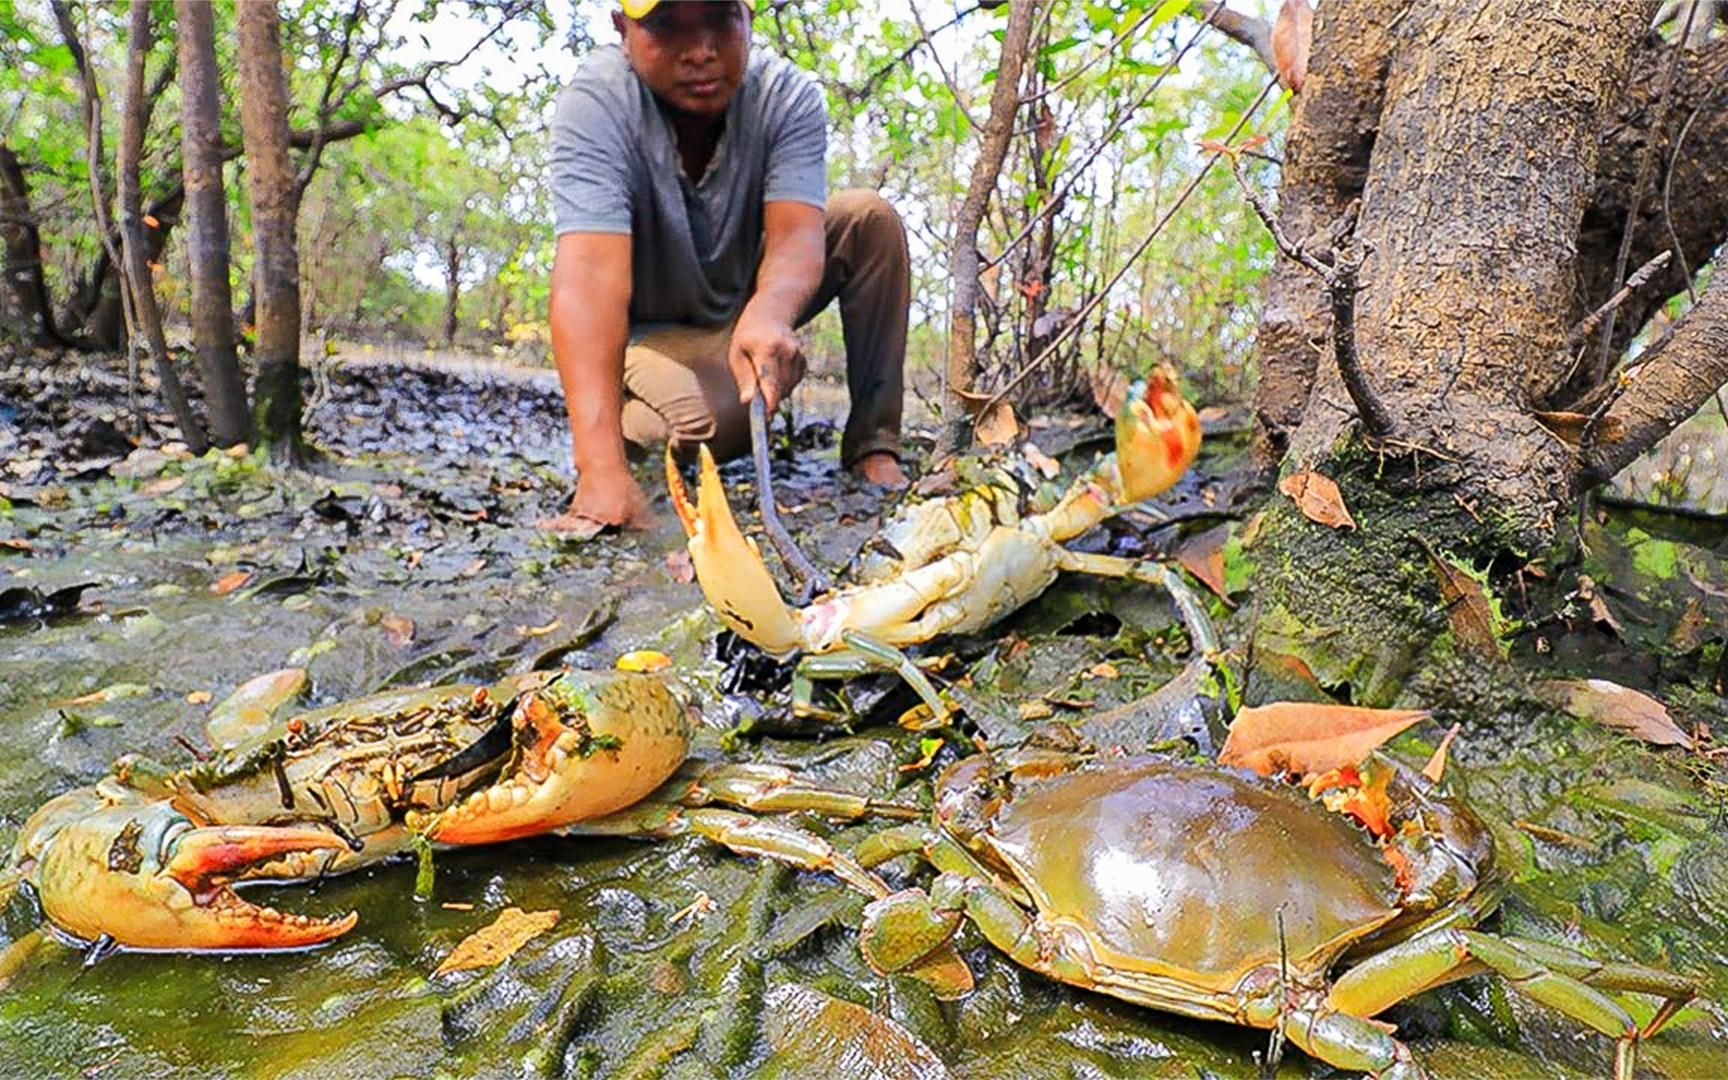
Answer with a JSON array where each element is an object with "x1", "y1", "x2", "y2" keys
[{"x1": 555, "y1": 45, "x2": 642, "y2": 121}]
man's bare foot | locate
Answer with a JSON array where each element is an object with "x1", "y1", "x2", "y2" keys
[
  {"x1": 852, "y1": 451, "x2": 908, "y2": 489},
  {"x1": 534, "y1": 511, "x2": 617, "y2": 540},
  {"x1": 537, "y1": 469, "x2": 658, "y2": 536}
]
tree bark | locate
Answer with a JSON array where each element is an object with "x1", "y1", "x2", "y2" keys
[
  {"x1": 938, "y1": 0, "x2": 1038, "y2": 455},
  {"x1": 1250, "y1": 0, "x2": 1670, "y2": 704},
  {"x1": 235, "y1": 0, "x2": 307, "y2": 463},
  {"x1": 0, "y1": 145, "x2": 62, "y2": 346},
  {"x1": 175, "y1": 0, "x2": 251, "y2": 447},
  {"x1": 120, "y1": 0, "x2": 206, "y2": 452},
  {"x1": 441, "y1": 233, "x2": 461, "y2": 348}
]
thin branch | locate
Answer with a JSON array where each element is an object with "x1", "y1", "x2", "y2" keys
[
  {"x1": 295, "y1": 0, "x2": 366, "y2": 200},
  {"x1": 909, "y1": 1, "x2": 978, "y2": 131},
  {"x1": 1567, "y1": 250, "x2": 1672, "y2": 348},
  {"x1": 974, "y1": 78, "x2": 1277, "y2": 420},
  {"x1": 850, "y1": 2, "x2": 987, "y2": 103},
  {"x1": 1591, "y1": 1, "x2": 1698, "y2": 382},
  {"x1": 1193, "y1": 1, "x2": 1275, "y2": 72},
  {"x1": 1022, "y1": 2, "x2": 1165, "y2": 104},
  {"x1": 1662, "y1": 103, "x2": 1705, "y2": 306},
  {"x1": 982, "y1": 3, "x2": 1222, "y2": 273}
]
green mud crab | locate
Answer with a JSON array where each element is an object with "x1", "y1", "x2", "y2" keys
[
  {"x1": 668, "y1": 368, "x2": 1206, "y2": 719},
  {"x1": 0, "y1": 669, "x2": 908, "y2": 952},
  {"x1": 726, "y1": 740, "x2": 1700, "y2": 1079}
]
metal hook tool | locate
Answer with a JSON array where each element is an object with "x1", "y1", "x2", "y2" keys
[{"x1": 749, "y1": 389, "x2": 832, "y2": 602}]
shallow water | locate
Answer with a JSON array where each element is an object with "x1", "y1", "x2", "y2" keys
[{"x1": 2, "y1": 362, "x2": 1724, "y2": 1079}]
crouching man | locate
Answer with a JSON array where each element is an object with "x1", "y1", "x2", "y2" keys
[{"x1": 542, "y1": 0, "x2": 911, "y2": 535}]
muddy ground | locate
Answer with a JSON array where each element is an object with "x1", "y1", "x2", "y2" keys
[{"x1": 1, "y1": 352, "x2": 1725, "y2": 1079}]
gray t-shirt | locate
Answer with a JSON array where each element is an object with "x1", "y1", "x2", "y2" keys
[{"x1": 549, "y1": 45, "x2": 827, "y2": 331}]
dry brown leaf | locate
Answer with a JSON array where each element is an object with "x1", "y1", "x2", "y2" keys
[
  {"x1": 963, "y1": 395, "x2": 1019, "y2": 448},
  {"x1": 664, "y1": 548, "x2": 695, "y2": 584},
  {"x1": 1422, "y1": 723, "x2": 1461, "y2": 782},
  {"x1": 1416, "y1": 540, "x2": 1501, "y2": 661},
  {"x1": 1575, "y1": 574, "x2": 1621, "y2": 635},
  {"x1": 185, "y1": 690, "x2": 213, "y2": 706},
  {"x1": 459, "y1": 557, "x2": 487, "y2": 579},
  {"x1": 1089, "y1": 366, "x2": 1129, "y2": 417},
  {"x1": 1021, "y1": 441, "x2": 1061, "y2": 479},
  {"x1": 516, "y1": 618, "x2": 563, "y2": 638},
  {"x1": 1271, "y1": 0, "x2": 1314, "y2": 92},
  {"x1": 1669, "y1": 599, "x2": 1710, "y2": 653},
  {"x1": 1278, "y1": 471, "x2": 1356, "y2": 529},
  {"x1": 1220, "y1": 702, "x2": 1430, "y2": 777},
  {"x1": 434, "y1": 907, "x2": 560, "y2": 976},
  {"x1": 1532, "y1": 411, "x2": 1625, "y2": 447},
  {"x1": 1083, "y1": 660, "x2": 1119, "y2": 680},
  {"x1": 0, "y1": 538, "x2": 32, "y2": 553},
  {"x1": 1017, "y1": 701, "x2": 1054, "y2": 721},
  {"x1": 1537, "y1": 679, "x2": 1693, "y2": 749},
  {"x1": 141, "y1": 475, "x2": 185, "y2": 497},
  {"x1": 142, "y1": 214, "x2": 160, "y2": 228},
  {"x1": 211, "y1": 569, "x2": 254, "y2": 596},
  {"x1": 1176, "y1": 525, "x2": 1230, "y2": 600},
  {"x1": 381, "y1": 614, "x2": 416, "y2": 648}
]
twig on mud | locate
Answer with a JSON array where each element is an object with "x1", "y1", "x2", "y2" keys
[
  {"x1": 1230, "y1": 158, "x2": 1394, "y2": 438},
  {"x1": 1567, "y1": 250, "x2": 1672, "y2": 349}
]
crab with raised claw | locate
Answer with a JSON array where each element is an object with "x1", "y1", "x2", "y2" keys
[
  {"x1": 1, "y1": 668, "x2": 914, "y2": 953},
  {"x1": 668, "y1": 367, "x2": 1205, "y2": 719}
]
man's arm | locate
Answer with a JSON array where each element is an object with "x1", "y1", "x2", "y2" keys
[
  {"x1": 728, "y1": 200, "x2": 825, "y2": 412},
  {"x1": 546, "y1": 231, "x2": 653, "y2": 530}
]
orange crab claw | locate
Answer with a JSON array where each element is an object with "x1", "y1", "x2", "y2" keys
[
  {"x1": 32, "y1": 802, "x2": 357, "y2": 951},
  {"x1": 665, "y1": 442, "x2": 803, "y2": 656},
  {"x1": 414, "y1": 671, "x2": 694, "y2": 846},
  {"x1": 1114, "y1": 366, "x2": 1202, "y2": 503}
]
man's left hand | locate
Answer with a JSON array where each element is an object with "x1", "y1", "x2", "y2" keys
[{"x1": 728, "y1": 304, "x2": 806, "y2": 413}]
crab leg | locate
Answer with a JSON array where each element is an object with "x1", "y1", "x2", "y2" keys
[
  {"x1": 1324, "y1": 929, "x2": 1700, "y2": 1080},
  {"x1": 1053, "y1": 552, "x2": 1221, "y2": 655}
]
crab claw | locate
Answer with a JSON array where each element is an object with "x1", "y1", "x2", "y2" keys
[
  {"x1": 1115, "y1": 366, "x2": 1202, "y2": 503},
  {"x1": 31, "y1": 801, "x2": 357, "y2": 951},
  {"x1": 415, "y1": 671, "x2": 695, "y2": 846},
  {"x1": 666, "y1": 442, "x2": 803, "y2": 656}
]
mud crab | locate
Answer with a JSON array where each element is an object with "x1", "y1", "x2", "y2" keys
[
  {"x1": 726, "y1": 740, "x2": 1699, "y2": 1079},
  {"x1": 667, "y1": 368, "x2": 1205, "y2": 719},
  {"x1": 0, "y1": 669, "x2": 909, "y2": 952}
]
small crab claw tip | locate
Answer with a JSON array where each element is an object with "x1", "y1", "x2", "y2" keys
[
  {"x1": 665, "y1": 442, "x2": 699, "y2": 536},
  {"x1": 669, "y1": 441, "x2": 802, "y2": 656},
  {"x1": 165, "y1": 824, "x2": 352, "y2": 890},
  {"x1": 1115, "y1": 369, "x2": 1202, "y2": 504}
]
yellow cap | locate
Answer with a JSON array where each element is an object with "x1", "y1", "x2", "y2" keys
[{"x1": 621, "y1": 0, "x2": 753, "y2": 19}]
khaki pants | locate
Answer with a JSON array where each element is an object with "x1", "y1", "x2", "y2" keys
[{"x1": 620, "y1": 189, "x2": 909, "y2": 469}]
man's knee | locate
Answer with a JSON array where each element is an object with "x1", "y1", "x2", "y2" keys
[{"x1": 827, "y1": 189, "x2": 907, "y2": 248}]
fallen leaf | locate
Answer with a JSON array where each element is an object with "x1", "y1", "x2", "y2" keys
[
  {"x1": 1422, "y1": 723, "x2": 1461, "y2": 782},
  {"x1": 206, "y1": 668, "x2": 308, "y2": 751},
  {"x1": 1668, "y1": 599, "x2": 1710, "y2": 652},
  {"x1": 1532, "y1": 411, "x2": 1625, "y2": 447},
  {"x1": 1017, "y1": 701, "x2": 1054, "y2": 721},
  {"x1": 1271, "y1": 0, "x2": 1313, "y2": 92},
  {"x1": 1537, "y1": 679, "x2": 1693, "y2": 749},
  {"x1": 1278, "y1": 471, "x2": 1356, "y2": 529},
  {"x1": 1575, "y1": 574, "x2": 1621, "y2": 635},
  {"x1": 971, "y1": 397, "x2": 1019, "y2": 448},
  {"x1": 1083, "y1": 660, "x2": 1119, "y2": 680},
  {"x1": 1416, "y1": 540, "x2": 1501, "y2": 661},
  {"x1": 441, "y1": 902, "x2": 475, "y2": 912},
  {"x1": 0, "y1": 538, "x2": 32, "y2": 553},
  {"x1": 458, "y1": 557, "x2": 487, "y2": 578},
  {"x1": 434, "y1": 907, "x2": 560, "y2": 976},
  {"x1": 764, "y1": 983, "x2": 953, "y2": 1078},
  {"x1": 900, "y1": 736, "x2": 946, "y2": 773},
  {"x1": 141, "y1": 475, "x2": 185, "y2": 496},
  {"x1": 142, "y1": 213, "x2": 159, "y2": 228},
  {"x1": 185, "y1": 690, "x2": 213, "y2": 706},
  {"x1": 664, "y1": 549, "x2": 695, "y2": 584},
  {"x1": 1220, "y1": 702, "x2": 1430, "y2": 777},
  {"x1": 516, "y1": 618, "x2": 563, "y2": 638},
  {"x1": 57, "y1": 682, "x2": 153, "y2": 707},
  {"x1": 211, "y1": 569, "x2": 254, "y2": 596},
  {"x1": 381, "y1": 614, "x2": 416, "y2": 648},
  {"x1": 1176, "y1": 525, "x2": 1231, "y2": 600},
  {"x1": 1021, "y1": 441, "x2": 1061, "y2": 479}
]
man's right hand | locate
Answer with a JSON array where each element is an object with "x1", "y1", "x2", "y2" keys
[{"x1": 539, "y1": 465, "x2": 657, "y2": 536}]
